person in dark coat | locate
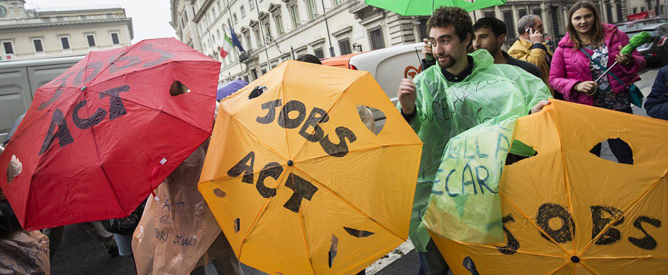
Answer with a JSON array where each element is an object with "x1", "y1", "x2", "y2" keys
[{"x1": 645, "y1": 65, "x2": 668, "y2": 120}]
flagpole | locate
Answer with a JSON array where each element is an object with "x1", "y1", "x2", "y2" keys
[{"x1": 227, "y1": 2, "x2": 246, "y2": 80}]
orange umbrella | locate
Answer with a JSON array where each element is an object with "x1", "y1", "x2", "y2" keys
[
  {"x1": 199, "y1": 61, "x2": 423, "y2": 274},
  {"x1": 430, "y1": 100, "x2": 668, "y2": 274}
]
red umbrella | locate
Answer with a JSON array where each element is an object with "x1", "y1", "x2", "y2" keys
[{"x1": 0, "y1": 38, "x2": 220, "y2": 230}]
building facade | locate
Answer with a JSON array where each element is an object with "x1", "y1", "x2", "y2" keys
[
  {"x1": 171, "y1": 0, "x2": 647, "y2": 83},
  {"x1": 171, "y1": 0, "x2": 427, "y2": 83},
  {"x1": 0, "y1": 0, "x2": 133, "y2": 61}
]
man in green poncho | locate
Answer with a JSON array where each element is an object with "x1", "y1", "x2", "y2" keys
[{"x1": 397, "y1": 7, "x2": 552, "y2": 274}]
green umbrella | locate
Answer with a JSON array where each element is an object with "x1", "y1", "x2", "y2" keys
[{"x1": 365, "y1": 0, "x2": 507, "y2": 15}]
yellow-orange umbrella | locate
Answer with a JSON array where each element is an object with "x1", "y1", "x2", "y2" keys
[
  {"x1": 430, "y1": 100, "x2": 668, "y2": 274},
  {"x1": 199, "y1": 61, "x2": 422, "y2": 274}
]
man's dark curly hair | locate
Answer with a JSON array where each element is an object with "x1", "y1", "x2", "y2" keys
[{"x1": 427, "y1": 6, "x2": 473, "y2": 43}]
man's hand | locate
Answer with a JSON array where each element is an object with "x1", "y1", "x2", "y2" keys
[
  {"x1": 528, "y1": 28, "x2": 544, "y2": 43},
  {"x1": 422, "y1": 38, "x2": 434, "y2": 61},
  {"x1": 616, "y1": 45, "x2": 633, "y2": 66},
  {"x1": 530, "y1": 100, "x2": 551, "y2": 114},
  {"x1": 398, "y1": 78, "x2": 417, "y2": 115}
]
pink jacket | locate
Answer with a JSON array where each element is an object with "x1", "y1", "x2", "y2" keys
[{"x1": 549, "y1": 23, "x2": 646, "y2": 105}]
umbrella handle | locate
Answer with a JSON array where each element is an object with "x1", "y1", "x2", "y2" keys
[{"x1": 595, "y1": 61, "x2": 618, "y2": 83}]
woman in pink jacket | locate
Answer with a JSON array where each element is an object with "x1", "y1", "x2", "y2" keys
[{"x1": 549, "y1": 1, "x2": 645, "y2": 164}]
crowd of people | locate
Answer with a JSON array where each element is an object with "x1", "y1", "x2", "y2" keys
[{"x1": 2, "y1": 1, "x2": 668, "y2": 274}]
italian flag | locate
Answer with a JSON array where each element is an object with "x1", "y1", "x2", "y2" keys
[{"x1": 221, "y1": 33, "x2": 233, "y2": 58}]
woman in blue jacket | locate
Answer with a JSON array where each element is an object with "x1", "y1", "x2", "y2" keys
[{"x1": 645, "y1": 65, "x2": 668, "y2": 120}]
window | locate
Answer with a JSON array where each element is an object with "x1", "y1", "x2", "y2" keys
[
  {"x1": 56, "y1": 16, "x2": 64, "y2": 22},
  {"x1": 80, "y1": 15, "x2": 87, "y2": 20},
  {"x1": 306, "y1": 0, "x2": 317, "y2": 20},
  {"x1": 314, "y1": 47, "x2": 324, "y2": 58},
  {"x1": 217, "y1": 29, "x2": 221, "y2": 39},
  {"x1": 332, "y1": 0, "x2": 342, "y2": 5},
  {"x1": 111, "y1": 32, "x2": 120, "y2": 44},
  {"x1": 43, "y1": 17, "x2": 51, "y2": 22},
  {"x1": 86, "y1": 34, "x2": 96, "y2": 47},
  {"x1": 289, "y1": 4, "x2": 300, "y2": 28},
  {"x1": 550, "y1": 6, "x2": 560, "y2": 37},
  {"x1": 264, "y1": 22, "x2": 272, "y2": 39},
  {"x1": 368, "y1": 28, "x2": 385, "y2": 50},
  {"x1": 338, "y1": 38, "x2": 352, "y2": 55},
  {"x1": 254, "y1": 28, "x2": 263, "y2": 46},
  {"x1": 233, "y1": 13, "x2": 238, "y2": 24},
  {"x1": 503, "y1": 11, "x2": 516, "y2": 39},
  {"x1": 518, "y1": 9, "x2": 527, "y2": 18},
  {"x1": 274, "y1": 14, "x2": 284, "y2": 36},
  {"x1": 249, "y1": 0, "x2": 255, "y2": 10},
  {"x1": 251, "y1": 68, "x2": 257, "y2": 80},
  {"x1": 32, "y1": 38, "x2": 44, "y2": 52},
  {"x1": 60, "y1": 36, "x2": 70, "y2": 49},
  {"x1": 533, "y1": 8, "x2": 541, "y2": 16},
  {"x1": 241, "y1": 5, "x2": 246, "y2": 17},
  {"x1": 106, "y1": 13, "x2": 113, "y2": 19},
  {"x1": 244, "y1": 32, "x2": 251, "y2": 49},
  {"x1": 3, "y1": 41, "x2": 14, "y2": 54},
  {"x1": 605, "y1": 4, "x2": 612, "y2": 23},
  {"x1": 484, "y1": 11, "x2": 494, "y2": 18},
  {"x1": 641, "y1": 7, "x2": 646, "y2": 12}
]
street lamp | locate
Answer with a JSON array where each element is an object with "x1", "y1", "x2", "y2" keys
[{"x1": 320, "y1": 0, "x2": 335, "y2": 57}]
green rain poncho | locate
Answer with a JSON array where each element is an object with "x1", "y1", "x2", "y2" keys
[{"x1": 401, "y1": 50, "x2": 551, "y2": 252}]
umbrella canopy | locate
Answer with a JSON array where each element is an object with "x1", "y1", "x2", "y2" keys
[
  {"x1": 429, "y1": 100, "x2": 668, "y2": 274},
  {"x1": 365, "y1": 0, "x2": 507, "y2": 15},
  {"x1": 0, "y1": 38, "x2": 220, "y2": 230},
  {"x1": 198, "y1": 60, "x2": 423, "y2": 274},
  {"x1": 217, "y1": 79, "x2": 248, "y2": 100}
]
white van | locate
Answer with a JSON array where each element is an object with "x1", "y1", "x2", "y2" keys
[
  {"x1": 321, "y1": 42, "x2": 425, "y2": 122},
  {"x1": 0, "y1": 56, "x2": 84, "y2": 141}
]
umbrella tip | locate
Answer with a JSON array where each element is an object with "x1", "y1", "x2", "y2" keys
[
  {"x1": 570, "y1": 256, "x2": 580, "y2": 263},
  {"x1": 287, "y1": 160, "x2": 294, "y2": 167}
]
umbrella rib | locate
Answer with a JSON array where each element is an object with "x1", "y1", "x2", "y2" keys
[
  {"x1": 298, "y1": 211, "x2": 318, "y2": 275},
  {"x1": 281, "y1": 76, "x2": 292, "y2": 159},
  {"x1": 227, "y1": 108, "x2": 289, "y2": 159},
  {"x1": 291, "y1": 74, "x2": 368, "y2": 161},
  {"x1": 291, "y1": 165, "x2": 406, "y2": 242},
  {"x1": 238, "y1": 166, "x2": 291, "y2": 259},
  {"x1": 584, "y1": 255, "x2": 666, "y2": 260},
  {"x1": 550, "y1": 102, "x2": 578, "y2": 256},
  {"x1": 79, "y1": 81, "x2": 214, "y2": 135},
  {"x1": 579, "y1": 262, "x2": 603, "y2": 275},
  {"x1": 499, "y1": 192, "x2": 572, "y2": 255},
  {"x1": 438, "y1": 238, "x2": 565, "y2": 259},
  {"x1": 198, "y1": 113, "x2": 288, "y2": 183},
  {"x1": 545, "y1": 262, "x2": 570, "y2": 275},
  {"x1": 85, "y1": 42, "x2": 141, "y2": 85},
  {"x1": 577, "y1": 175, "x2": 664, "y2": 257},
  {"x1": 83, "y1": 94, "x2": 126, "y2": 215},
  {"x1": 294, "y1": 143, "x2": 424, "y2": 164},
  {"x1": 32, "y1": 92, "x2": 84, "y2": 175}
]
